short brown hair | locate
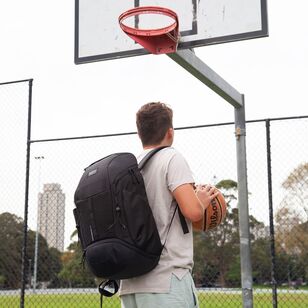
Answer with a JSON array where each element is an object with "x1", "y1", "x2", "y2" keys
[{"x1": 136, "y1": 102, "x2": 173, "y2": 146}]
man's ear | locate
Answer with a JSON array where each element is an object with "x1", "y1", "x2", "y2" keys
[
  {"x1": 137, "y1": 130, "x2": 143, "y2": 142},
  {"x1": 166, "y1": 127, "x2": 174, "y2": 142},
  {"x1": 137, "y1": 131, "x2": 145, "y2": 148}
]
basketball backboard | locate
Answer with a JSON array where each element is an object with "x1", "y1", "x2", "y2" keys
[{"x1": 75, "y1": 0, "x2": 268, "y2": 64}]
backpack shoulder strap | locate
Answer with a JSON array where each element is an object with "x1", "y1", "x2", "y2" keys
[
  {"x1": 138, "y1": 146, "x2": 169, "y2": 170},
  {"x1": 138, "y1": 145, "x2": 189, "y2": 234},
  {"x1": 178, "y1": 208, "x2": 189, "y2": 234}
]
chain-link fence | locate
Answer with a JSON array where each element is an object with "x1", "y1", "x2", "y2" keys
[
  {"x1": 0, "y1": 79, "x2": 33, "y2": 306},
  {"x1": 0, "y1": 80, "x2": 307, "y2": 307}
]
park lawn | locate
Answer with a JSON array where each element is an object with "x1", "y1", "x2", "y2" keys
[
  {"x1": 198, "y1": 292, "x2": 308, "y2": 307},
  {"x1": 1, "y1": 291, "x2": 308, "y2": 307}
]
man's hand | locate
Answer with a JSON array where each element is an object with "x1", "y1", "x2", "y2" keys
[{"x1": 195, "y1": 184, "x2": 219, "y2": 210}]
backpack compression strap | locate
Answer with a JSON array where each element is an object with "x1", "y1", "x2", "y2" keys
[{"x1": 138, "y1": 146, "x2": 189, "y2": 234}]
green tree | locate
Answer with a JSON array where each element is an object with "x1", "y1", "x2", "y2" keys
[
  {"x1": 0, "y1": 212, "x2": 62, "y2": 289},
  {"x1": 0, "y1": 212, "x2": 24, "y2": 288},
  {"x1": 194, "y1": 179, "x2": 240, "y2": 287},
  {"x1": 275, "y1": 162, "x2": 308, "y2": 285},
  {"x1": 225, "y1": 255, "x2": 241, "y2": 286},
  {"x1": 281, "y1": 162, "x2": 308, "y2": 221},
  {"x1": 251, "y1": 238, "x2": 271, "y2": 284},
  {"x1": 193, "y1": 179, "x2": 266, "y2": 287},
  {"x1": 58, "y1": 233, "x2": 96, "y2": 288}
]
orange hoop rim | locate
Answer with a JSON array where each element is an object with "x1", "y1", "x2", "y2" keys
[{"x1": 119, "y1": 6, "x2": 178, "y2": 37}]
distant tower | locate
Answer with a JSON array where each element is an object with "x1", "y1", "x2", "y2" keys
[{"x1": 38, "y1": 183, "x2": 65, "y2": 252}]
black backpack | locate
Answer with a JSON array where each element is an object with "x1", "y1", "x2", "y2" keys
[
  {"x1": 73, "y1": 147, "x2": 163, "y2": 279},
  {"x1": 73, "y1": 147, "x2": 188, "y2": 303}
]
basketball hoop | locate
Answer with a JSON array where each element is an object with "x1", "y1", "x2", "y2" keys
[{"x1": 119, "y1": 6, "x2": 179, "y2": 55}]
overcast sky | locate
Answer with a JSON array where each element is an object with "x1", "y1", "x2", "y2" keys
[
  {"x1": 1, "y1": 1, "x2": 308, "y2": 247},
  {"x1": 1, "y1": 0, "x2": 307, "y2": 141}
]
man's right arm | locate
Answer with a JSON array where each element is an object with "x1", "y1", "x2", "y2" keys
[
  {"x1": 167, "y1": 150, "x2": 218, "y2": 222},
  {"x1": 172, "y1": 184, "x2": 218, "y2": 222}
]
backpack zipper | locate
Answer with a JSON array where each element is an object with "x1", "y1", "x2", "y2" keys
[
  {"x1": 111, "y1": 164, "x2": 138, "y2": 231},
  {"x1": 115, "y1": 205, "x2": 126, "y2": 230},
  {"x1": 128, "y1": 168, "x2": 140, "y2": 184}
]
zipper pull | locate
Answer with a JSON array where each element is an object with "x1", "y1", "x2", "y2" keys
[{"x1": 115, "y1": 206, "x2": 126, "y2": 229}]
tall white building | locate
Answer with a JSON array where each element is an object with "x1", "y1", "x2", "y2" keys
[{"x1": 38, "y1": 183, "x2": 65, "y2": 252}]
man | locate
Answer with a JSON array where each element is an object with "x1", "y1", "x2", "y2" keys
[{"x1": 120, "y1": 102, "x2": 218, "y2": 308}]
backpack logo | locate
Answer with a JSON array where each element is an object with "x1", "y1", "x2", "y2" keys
[{"x1": 88, "y1": 169, "x2": 97, "y2": 177}]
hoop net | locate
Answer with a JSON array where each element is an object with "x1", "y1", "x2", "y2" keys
[{"x1": 119, "y1": 6, "x2": 179, "y2": 55}]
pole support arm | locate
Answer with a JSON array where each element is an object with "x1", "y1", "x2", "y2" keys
[{"x1": 168, "y1": 49, "x2": 243, "y2": 108}]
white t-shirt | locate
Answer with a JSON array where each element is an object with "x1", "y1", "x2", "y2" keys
[{"x1": 119, "y1": 147, "x2": 195, "y2": 295}]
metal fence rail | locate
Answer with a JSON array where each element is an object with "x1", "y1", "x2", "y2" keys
[{"x1": 0, "y1": 80, "x2": 307, "y2": 307}]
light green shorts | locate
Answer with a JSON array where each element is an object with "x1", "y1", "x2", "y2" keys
[{"x1": 120, "y1": 272, "x2": 199, "y2": 308}]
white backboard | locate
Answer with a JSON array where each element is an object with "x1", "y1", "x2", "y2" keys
[{"x1": 75, "y1": 0, "x2": 268, "y2": 64}]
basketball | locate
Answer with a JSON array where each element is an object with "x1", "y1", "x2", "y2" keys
[{"x1": 193, "y1": 189, "x2": 227, "y2": 232}]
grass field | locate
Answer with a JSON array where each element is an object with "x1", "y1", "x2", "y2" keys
[{"x1": 1, "y1": 291, "x2": 308, "y2": 307}]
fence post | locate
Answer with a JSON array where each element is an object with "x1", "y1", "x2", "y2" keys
[
  {"x1": 234, "y1": 97, "x2": 253, "y2": 308},
  {"x1": 20, "y1": 79, "x2": 33, "y2": 308},
  {"x1": 265, "y1": 119, "x2": 278, "y2": 308}
]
